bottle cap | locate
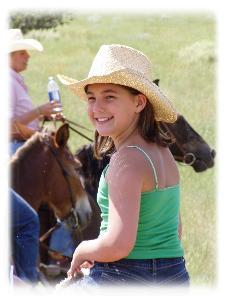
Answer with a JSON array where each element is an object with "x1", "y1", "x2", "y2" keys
[{"x1": 48, "y1": 76, "x2": 54, "y2": 81}]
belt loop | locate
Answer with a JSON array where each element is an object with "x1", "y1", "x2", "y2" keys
[{"x1": 152, "y1": 259, "x2": 157, "y2": 282}]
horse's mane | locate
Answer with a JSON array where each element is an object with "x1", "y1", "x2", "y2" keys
[{"x1": 10, "y1": 131, "x2": 44, "y2": 163}]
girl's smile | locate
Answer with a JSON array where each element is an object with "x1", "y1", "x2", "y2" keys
[{"x1": 94, "y1": 116, "x2": 114, "y2": 123}]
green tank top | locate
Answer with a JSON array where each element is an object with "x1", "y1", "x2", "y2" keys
[{"x1": 97, "y1": 145, "x2": 184, "y2": 259}]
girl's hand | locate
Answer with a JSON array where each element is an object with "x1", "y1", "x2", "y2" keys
[
  {"x1": 67, "y1": 257, "x2": 81, "y2": 278},
  {"x1": 67, "y1": 241, "x2": 95, "y2": 278},
  {"x1": 67, "y1": 259, "x2": 94, "y2": 278},
  {"x1": 80, "y1": 260, "x2": 94, "y2": 269}
]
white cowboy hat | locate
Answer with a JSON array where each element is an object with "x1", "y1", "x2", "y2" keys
[
  {"x1": 57, "y1": 44, "x2": 177, "y2": 123},
  {"x1": 8, "y1": 28, "x2": 43, "y2": 53}
]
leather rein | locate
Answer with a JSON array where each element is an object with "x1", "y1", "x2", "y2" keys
[{"x1": 64, "y1": 118, "x2": 94, "y2": 142}]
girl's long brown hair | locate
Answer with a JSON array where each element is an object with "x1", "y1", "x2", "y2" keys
[{"x1": 85, "y1": 84, "x2": 174, "y2": 159}]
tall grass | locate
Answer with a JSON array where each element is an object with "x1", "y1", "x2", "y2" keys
[{"x1": 23, "y1": 13, "x2": 216, "y2": 286}]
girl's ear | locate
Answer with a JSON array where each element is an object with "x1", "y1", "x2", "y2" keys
[{"x1": 135, "y1": 94, "x2": 147, "y2": 113}]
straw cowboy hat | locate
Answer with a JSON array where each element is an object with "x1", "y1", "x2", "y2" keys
[
  {"x1": 57, "y1": 44, "x2": 177, "y2": 123},
  {"x1": 8, "y1": 28, "x2": 43, "y2": 53}
]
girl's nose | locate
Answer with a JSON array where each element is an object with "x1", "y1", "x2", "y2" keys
[{"x1": 93, "y1": 100, "x2": 105, "y2": 113}]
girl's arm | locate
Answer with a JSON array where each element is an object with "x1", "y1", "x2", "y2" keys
[{"x1": 68, "y1": 148, "x2": 147, "y2": 277}]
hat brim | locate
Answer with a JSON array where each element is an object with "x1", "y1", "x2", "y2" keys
[
  {"x1": 57, "y1": 70, "x2": 177, "y2": 123},
  {"x1": 9, "y1": 39, "x2": 43, "y2": 53}
]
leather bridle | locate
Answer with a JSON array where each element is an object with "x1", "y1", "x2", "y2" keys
[
  {"x1": 161, "y1": 122, "x2": 196, "y2": 166},
  {"x1": 39, "y1": 136, "x2": 83, "y2": 243}
]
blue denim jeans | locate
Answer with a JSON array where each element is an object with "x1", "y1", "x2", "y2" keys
[
  {"x1": 10, "y1": 189, "x2": 40, "y2": 283},
  {"x1": 49, "y1": 222, "x2": 77, "y2": 258},
  {"x1": 80, "y1": 257, "x2": 189, "y2": 287}
]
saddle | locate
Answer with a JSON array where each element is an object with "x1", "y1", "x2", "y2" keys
[{"x1": 10, "y1": 119, "x2": 36, "y2": 141}]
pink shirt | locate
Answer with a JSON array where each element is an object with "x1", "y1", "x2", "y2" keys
[{"x1": 10, "y1": 68, "x2": 39, "y2": 130}]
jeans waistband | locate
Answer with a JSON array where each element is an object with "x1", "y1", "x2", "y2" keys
[{"x1": 95, "y1": 257, "x2": 185, "y2": 269}]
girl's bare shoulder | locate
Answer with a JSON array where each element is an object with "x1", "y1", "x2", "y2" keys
[{"x1": 106, "y1": 146, "x2": 149, "y2": 181}]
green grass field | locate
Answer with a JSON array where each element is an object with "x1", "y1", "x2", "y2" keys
[{"x1": 22, "y1": 13, "x2": 216, "y2": 286}]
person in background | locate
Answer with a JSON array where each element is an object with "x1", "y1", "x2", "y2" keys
[
  {"x1": 8, "y1": 29, "x2": 60, "y2": 285},
  {"x1": 57, "y1": 44, "x2": 189, "y2": 287},
  {"x1": 10, "y1": 188, "x2": 40, "y2": 284},
  {"x1": 8, "y1": 28, "x2": 61, "y2": 155}
]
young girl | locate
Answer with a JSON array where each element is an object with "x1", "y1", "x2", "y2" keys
[{"x1": 58, "y1": 44, "x2": 189, "y2": 286}]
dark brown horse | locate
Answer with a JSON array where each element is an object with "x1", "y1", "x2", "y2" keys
[
  {"x1": 161, "y1": 115, "x2": 216, "y2": 172},
  {"x1": 10, "y1": 123, "x2": 93, "y2": 266},
  {"x1": 155, "y1": 79, "x2": 215, "y2": 172}
]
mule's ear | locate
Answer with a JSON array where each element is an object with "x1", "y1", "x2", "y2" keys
[
  {"x1": 153, "y1": 78, "x2": 160, "y2": 86},
  {"x1": 55, "y1": 123, "x2": 70, "y2": 147}
]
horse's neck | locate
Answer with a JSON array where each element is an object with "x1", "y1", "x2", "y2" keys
[{"x1": 10, "y1": 142, "x2": 47, "y2": 211}]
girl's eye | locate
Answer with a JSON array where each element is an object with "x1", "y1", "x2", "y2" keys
[
  {"x1": 87, "y1": 97, "x2": 95, "y2": 103},
  {"x1": 106, "y1": 95, "x2": 115, "y2": 101}
]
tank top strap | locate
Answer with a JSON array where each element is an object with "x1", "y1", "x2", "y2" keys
[{"x1": 127, "y1": 145, "x2": 159, "y2": 189}]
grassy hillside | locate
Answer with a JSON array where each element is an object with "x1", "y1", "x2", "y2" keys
[{"x1": 22, "y1": 13, "x2": 216, "y2": 286}]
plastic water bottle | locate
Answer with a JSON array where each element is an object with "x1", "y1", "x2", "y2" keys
[{"x1": 47, "y1": 76, "x2": 62, "y2": 113}]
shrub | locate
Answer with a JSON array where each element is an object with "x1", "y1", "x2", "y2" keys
[{"x1": 9, "y1": 12, "x2": 72, "y2": 34}]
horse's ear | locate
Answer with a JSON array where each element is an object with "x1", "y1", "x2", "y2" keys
[
  {"x1": 74, "y1": 156, "x2": 83, "y2": 170},
  {"x1": 55, "y1": 123, "x2": 70, "y2": 147},
  {"x1": 153, "y1": 78, "x2": 160, "y2": 86}
]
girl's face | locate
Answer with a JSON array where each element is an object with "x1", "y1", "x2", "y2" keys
[
  {"x1": 10, "y1": 50, "x2": 30, "y2": 73},
  {"x1": 86, "y1": 83, "x2": 146, "y2": 141}
]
